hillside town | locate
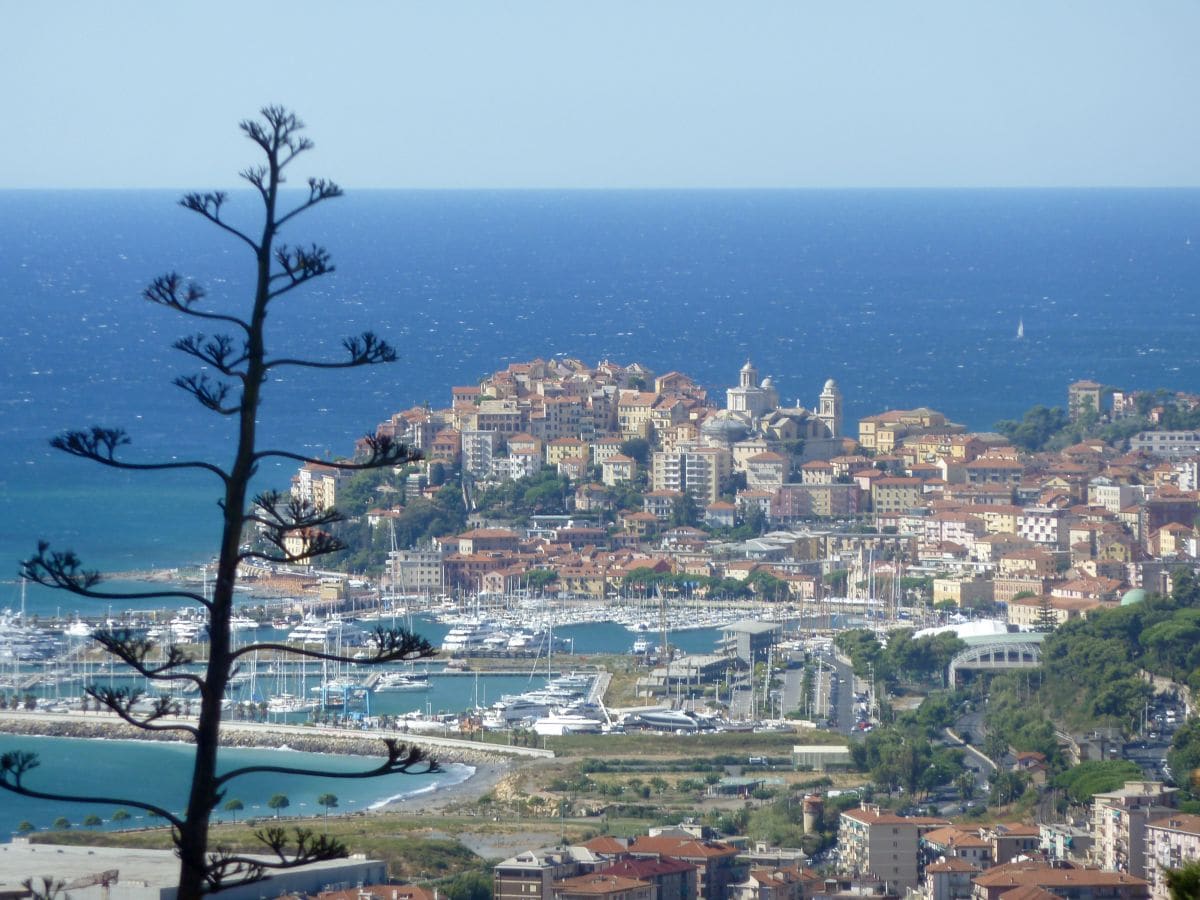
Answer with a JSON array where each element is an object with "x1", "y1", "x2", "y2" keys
[{"x1": 290, "y1": 360, "x2": 1200, "y2": 624}]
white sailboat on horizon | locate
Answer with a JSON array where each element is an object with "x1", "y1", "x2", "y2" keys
[{"x1": 1016, "y1": 317, "x2": 1025, "y2": 340}]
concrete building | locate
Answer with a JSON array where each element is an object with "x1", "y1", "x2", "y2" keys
[
  {"x1": 626, "y1": 837, "x2": 741, "y2": 900},
  {"x1": 838, "y1": 805, "x2": 949, "y2": 891},
  {"x1": 1091, "y1": 781, "x2": 1178, "y2": 879},
  {"x1": 1130, "y1": 431, "x2": 1200, "y2": 458},
  {"x1": 495, "y1": 847, "x2": 614, "y2": 900},
  {"x1": 719, "y1": 619, "x2": 783, "y2": 664},
  {"x1": 1145, "y1": 813, "x2": 1200, "y2": 900},
  {"x1": 594, "y1": 857, "x2": 699, "y2": 900},
  {"x1": 461, "y1": 429, "x2": 503, "y2": 477}
]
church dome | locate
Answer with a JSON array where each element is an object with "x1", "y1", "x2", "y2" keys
[
  {"x1": 823, "y1": 378, "x2": 838, "y2": 392},
  {"x1": 1120, "y1": 588, "x2": 1147, "y2": 606},
  {"x1": 741, "y1": 360, "x2": 755, "y2": 372},
  {"x1": 761, "y1": 376, "x2": 774, "y2": 388}
]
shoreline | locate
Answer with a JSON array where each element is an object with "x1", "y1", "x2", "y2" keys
[{"x1": 0, "y1": 712, "x2": 518, "y2": 813}]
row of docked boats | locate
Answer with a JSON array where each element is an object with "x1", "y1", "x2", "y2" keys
[{"x1": 441, "y1": 619, "x2": 570, "y2": 656}]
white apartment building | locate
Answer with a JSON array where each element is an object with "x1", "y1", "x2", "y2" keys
[
  {"x1": 1089, "y1": 479, "x2": 1147, "y2": 514},
  {"x1": 461, "y1": 429, "x2": 503, "y2": 478},
  {"x1": 1018, "y1": 507, "x2": 1068, "y2": 548},
  {"x1": 1091, "y1": 781, "x2": 1178, "y2": 879},
  {"x1": 1131, "y1": 431, "x2": 1200, "y2": 458},
  {"x1": 1145, "y1": 813, "x2": 1200, "y2": 900},
  {"x1": 652, "y1": 445, "x2": 730, "y2": 507}
]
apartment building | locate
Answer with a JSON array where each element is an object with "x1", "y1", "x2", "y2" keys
[
  {"x1": 495, "y1": 847, "x2": 614, "y2": 900},
  {"x1": 628, "y1": 836, "x2": 742, "y2": 900},
  {"x1": 1092, "y1": 781, "x2": 1178, "y2": 879},
  {"x1": 871, "y1": 477, "x2": 923, "y2": 514},
  {"x1": 1144, "y1": 813, "x2": 1200, "y2": 900},
  {"x1": 838, "y1": 805, "x2": 949, "y2": 891}
]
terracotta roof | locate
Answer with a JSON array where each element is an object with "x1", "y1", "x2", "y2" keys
[
  {"x1": 974, "y1": 867, "x2": 1147, "y2": 889},
  {"x1": 628, "y1": 836, "x2": 739, "y2": 859},
  {"x1": 555, "y1": 874, "x2": 650, "y2": 896},
  {"x1": 1148, "y1": 812, "x2": 1200, "y2": 835},
  {"x1": 925, "y1": 857, "x2": 980, "y2": 873},
  {"x1": 597, "y1": 858, "x2": 695, "y2": 879}
]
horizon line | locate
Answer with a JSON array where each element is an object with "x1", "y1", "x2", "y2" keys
[{"x1": 2, "y1": 183, "x2": 1200, "y2": 193}]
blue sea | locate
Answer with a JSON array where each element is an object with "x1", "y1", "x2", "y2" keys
[
  {"x1": 0, "y1": 734, "x2": 472, "y2": 839},
  {"x1": 2, "y1": 189, "x2": 1199, "y2": 603}
]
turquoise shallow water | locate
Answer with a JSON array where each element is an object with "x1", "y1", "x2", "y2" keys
[{"x1": 0, "y1": 734, "x2": 470, "y2": 838}]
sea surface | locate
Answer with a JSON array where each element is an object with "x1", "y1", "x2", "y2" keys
[
  {"x1": 0, "y1": 734, "x2": 471, "y2": 839},
  {"x1": 2, "y1": 189, "x2": 1198, "y2": 593}
]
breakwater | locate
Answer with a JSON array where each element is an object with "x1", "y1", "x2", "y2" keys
[{"x1": 0, "y1": 711, "x2": 551, "y2": 763}]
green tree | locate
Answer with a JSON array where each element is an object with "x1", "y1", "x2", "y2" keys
[
  {"x1": 317, "y1": 792, "x2": 338, "y2": 830},
  {"x1": 619, "y1": 437, "x2": 651, "y2": 466},
  {"x1": 111, "y1": 809, "x2": 130, "y2": 824},
  {"x1": 223, "y1": 798, "x2": 244, "y2": 822},
  {"x1": 1166, "y1": 859, "x2": 1200, "y2": 899},
  {"x1": 83, "y1": 814, "x2": 102, "y2": 828},
  {"x1": 16, "y1": 821, "x2": 34, "y2": 834},
  {"x1": 0, "y1": 109, "x2": 439, "y2": 900},
  {"x1": 267, "y1": 794, "x2": 290, "y2": 818},
  {"x1": 995, "y1": 405, "x2": 1070, "y2": 452},
  {"x1": 52, "y1": 817, "x2": 70, "y2": 830},
  {"x1": 670, "y1": 492, "x2": 699, "y2": 527},
  {"x1": 444, "y1": 870, "x2": 493, "y2": 900}
]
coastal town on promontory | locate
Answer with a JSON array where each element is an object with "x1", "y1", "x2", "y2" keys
[{"x1": 6, "y1": 355, "x2": 1200, "y2": 900}]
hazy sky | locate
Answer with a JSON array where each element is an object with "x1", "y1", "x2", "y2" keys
[{"x1": 5, "y1": 2, "x2": 1198, "y2": 189}]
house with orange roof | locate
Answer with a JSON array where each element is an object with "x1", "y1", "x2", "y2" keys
[
  {"x1": 728, "y1": 866, "x2": 819, "y2": 900},
  {"x1": 602, "y1": 453, "x2": 637, "y2": 486},
  {"x1": 1051, "y1": 575, "x2": 1122, "y2": 602},
  {"x1": 972, "y1": 861, "x2": 1148, "y2": 900},
  {"x1": 923, "y1": 857, "x2": 980, "y2": 900},
  {"x1": 627, "y1": 836, "x2": 741, "y2": 900},
  {"x1": 705, "y1": 501, "x2": 737, "y2": 529},
  {"x1": 1152, "y1": 521, "x2": 1196, "y2": 558},
  {"x1": 830, "y1": 454, "x2": 870, "y2": 478},
  {"x1": 1006, "y1": 594, "x2": 1100, "y2": 628},
  {"x1": 617, "y1": 390, "x2": 661, "y2": 439},
  {"x1": 592, "y1": 436, "x2": 627, "y2": 466},
  {"x1": 553, "y1": 873, "x2": 654, "y2": 900},
  {"x1": 594, "y1": 857, "x2": 699, "y2": 900},
  {"x1": 921, "y1": 826, "x2": 995, "y2": 870},
  {"x1": 965, "y1": 456, "x2": 1025, "y2": 487},
  {"x1": 800, "y1": 459, "x2": 835, "y2": 485}
]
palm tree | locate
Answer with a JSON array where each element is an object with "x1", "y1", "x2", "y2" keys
[
  {"x1": 51, "y1": 816, "x2": 70, "y2": 830},
  {"x1": 267, "y1": 793, "x2": 290, "y2": 818},
  {"x1": 316, "y1": 793, "x2": 338, "y2": 831},
  {"x1": 16, "y1": 821, "x2": 34, "y2": 835},
  {"x1": 111, "y1": 809, "x2": 131, "y2": 826},
  {"x1": 83, "y1": 814, "x2": 102, "y2": 828},
  {"x1": 223, "y1": 798, "x2": 244, "y2": 823}
]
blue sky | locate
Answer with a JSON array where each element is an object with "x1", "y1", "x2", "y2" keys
[{"x1": 4, "y1": 2, "x2": 1198, "y2": 188}]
